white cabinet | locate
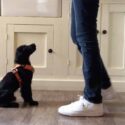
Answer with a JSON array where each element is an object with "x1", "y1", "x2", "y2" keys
[
  {"x1": 0, "y1": 0, "x2": 70, "y2": 87},
  {"x1": 100, "y1": 3, "x2": 125, "y2": 76},
  {"x1": 0, "y1": 0, "x2": 125, "y2": 91}
]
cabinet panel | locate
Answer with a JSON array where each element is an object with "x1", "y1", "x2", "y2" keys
[
  {"x1": 0, "y1": 26, "x2": 6, "y2": 77},
  {"x1": 109, "y1": 13, "x2": 124, "y2": 68},
  {"x1": 7, "y1": 24, "x2": 54, "y2": 78},
  {"x1": 101, "y1": 4, "x2": 125, "y2": 76}
]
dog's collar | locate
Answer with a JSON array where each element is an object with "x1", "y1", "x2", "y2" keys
[
  {"x1": 14, "y1": 64, "x2": 34, "y2": 73},
  {"x1": 12, "y1": 64, "x2": 34, "y2": 86}
]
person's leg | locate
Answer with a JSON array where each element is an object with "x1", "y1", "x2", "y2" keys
[
  {"x1": 58, "y1": 0, "x2": 104, "y2": 116},
  {"x1": 71, "y1": 2, "x2": 82, "y2": 53},
  {"x1": 72, "y1": 0, "x2": 102, "y2": 103},
  {"x1": 71, "y1": 0, "x2": 111, "y2": 90},
  {"x1": 100, "y1": 58, "x2": 111, "y2": 89},
  {"x1": 58, "y1": 0, "x2": 114, "y2": 116},
  {"x1": 71, "y1": 0, "x2": 115, "y2": 102}
]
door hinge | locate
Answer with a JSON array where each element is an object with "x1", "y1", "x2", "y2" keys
[
  {"x1": 6, "y1": 34, "x2": 8, "y2": 41},
  {"x1": 67, "y1": 60, "x2": 70, "y2": 66},
  {"x1": 6, "y1": 58, "x2": 8, "y2": 65}
]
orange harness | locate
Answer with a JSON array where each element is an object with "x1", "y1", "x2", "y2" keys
[{"x1": 12, "y1": 64, "x2": 34, "y2": 86}]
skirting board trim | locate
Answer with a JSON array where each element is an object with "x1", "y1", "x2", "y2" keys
[{"x1": 32, "y1": 79, "x2": 125, "y2": 92}]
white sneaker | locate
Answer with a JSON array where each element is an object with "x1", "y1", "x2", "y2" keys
[
  {"x1": 102, "y1": 86, "x2": 117, "y2": 100},
  {"x1": 58, "y1": 96, "x2": 104, "y2": 116}
]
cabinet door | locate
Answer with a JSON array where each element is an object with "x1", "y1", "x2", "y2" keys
[
  {"x1": 7, "y1": 24, "x2": 54, "y2": 78},
  {"x1": 101, "y1": 4, "x2": 125, "y2": 76}
]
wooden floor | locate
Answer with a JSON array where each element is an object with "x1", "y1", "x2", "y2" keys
[{"x1": 0, "y1": 90, "x2": 125, "y2": 125}]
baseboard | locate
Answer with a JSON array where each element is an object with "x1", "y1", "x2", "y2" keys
[{"x1": 32, "y1": 78, "x2": 125, "y2": 92}]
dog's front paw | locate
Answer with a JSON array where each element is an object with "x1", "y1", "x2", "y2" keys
[
  {"x1": 29, "y1": 101, "x2": 39, "y2": 106},
  {"x1": 22, "y1": 100, "x2": 39, "y2": 107},
  {"x1": 22, "y1": 101, "x2": 28, "y2": 107}
]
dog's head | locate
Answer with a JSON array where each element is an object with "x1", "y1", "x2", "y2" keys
[{"x1": 14, "y1": 43, "x2": 36, "y2": 65}]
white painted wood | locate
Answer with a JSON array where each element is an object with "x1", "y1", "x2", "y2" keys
[
  {"x1": 53, "y1": 0, "x2": 69, "y2": 76},
  {"x1": 1, "y1": 0, "x2": 62, "y2": 17},
  {"x1": 101, "y1": 4, "x2": 125, "y2": 76},
  {"x1": 31, "y1": 78, "x2": 125, "y2": 92},
  {"x1": 101, "y1": 0, "x2": 125, "y2": 4},
  {"x1": 0, "y1": 24, "x2": 7, "y2": 77}
]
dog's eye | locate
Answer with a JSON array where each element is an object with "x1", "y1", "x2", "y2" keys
[{"x1": 22, "y1": 47, "x2": 26, "y2": 51}]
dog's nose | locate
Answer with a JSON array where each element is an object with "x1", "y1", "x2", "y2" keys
[
  {"x1": 30, "y1": 43, "x2": 36, "y2": 50},
  {"x1": 30, "y1": 43, "x2": 36, "y2": 47}
]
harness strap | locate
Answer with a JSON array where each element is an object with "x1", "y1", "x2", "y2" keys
[
  {"x1": 12, "y1": 64, "x2": 34, "y2": 86},
  {"x1": 24, "y1": 65, "x2": 34, "y2": 72},
  {"x1": 12, "y1": 68, "x2": 23, "y2": 86}
]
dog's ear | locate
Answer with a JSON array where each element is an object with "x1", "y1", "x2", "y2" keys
[
  {"x1": 14, "y1": 51, "x2": 23, "y2": 63},
  {"x1": 16, "y1": 45, "x2": 26, "y2": 52}
]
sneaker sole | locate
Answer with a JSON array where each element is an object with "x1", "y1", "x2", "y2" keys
[{"x1": 58, "y1": 111, "x2": 104, "y2": 117}]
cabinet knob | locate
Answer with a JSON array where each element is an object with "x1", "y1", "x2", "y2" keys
[
  {"x1": 48, "y1": 49, "x2": 53, "y2": 53},
  {"x1": 102, "y1": 30, "x2": 108, "y2": 34}
]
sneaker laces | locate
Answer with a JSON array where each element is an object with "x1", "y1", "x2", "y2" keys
[{"x1": 70, "y1": 95, "x2": 85, "y2": 106}]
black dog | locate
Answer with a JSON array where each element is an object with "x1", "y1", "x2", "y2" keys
[{"x1": 0, "y1": 43, "x2": 38, "y2": 107}]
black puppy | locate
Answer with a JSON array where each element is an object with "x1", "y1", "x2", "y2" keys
[{"x1": 0, "y1": 43, "x2": 38, "y2": 107}]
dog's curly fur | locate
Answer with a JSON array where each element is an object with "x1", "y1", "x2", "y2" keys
[{"x1": 0, "y1": 43, "x2": 38, "y2": 107}]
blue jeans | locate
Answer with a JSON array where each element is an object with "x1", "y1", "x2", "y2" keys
[{"x1": 71, "y1": 0, "x2": 111, "y2": 103}]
